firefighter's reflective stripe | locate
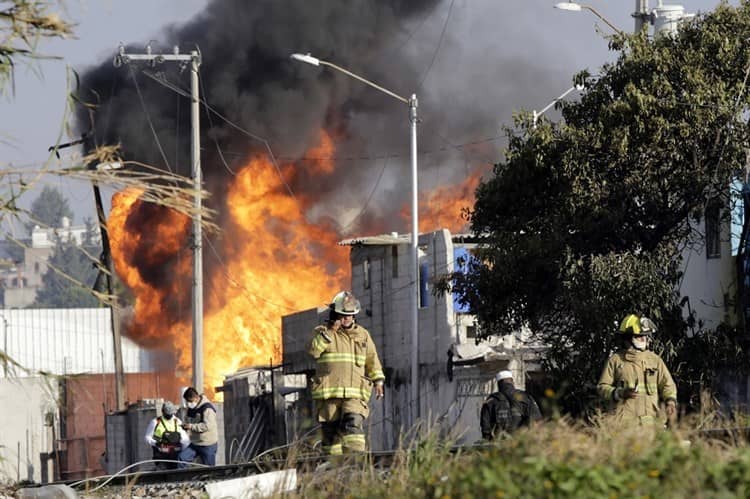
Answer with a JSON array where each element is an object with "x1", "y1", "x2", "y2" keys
[
  {"x1": 600, "y1": 384, "x2": 616, "y2": 400},
  {"x1": 308, "y1": 323, "x2": 385, "y2": 402},
  {"x1": 341, "y1": 433, "x2": 366, "y2": 452},
  {"x1": 318, "y1": 352, "x2": 366, "y2": 364},
  {"x1": 322, "y1": 443, "x2": 343, "y2": 455},
  {"x1": 312, "y1": 386, "x2": 372, "y2": 400},
  {"x1": 310, "y1": 335, "x2": 329, "y2": 357},
  {"x1": 598, "y1": 348, "x2": 677, "y2": 425}
]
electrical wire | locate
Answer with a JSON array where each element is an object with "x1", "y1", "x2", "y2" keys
[
  {"x1": 140, "y1": 65, "x2": 504, "y2": 166},
  {"x1": 202, "y1": 235, "x2": 298, "y2": 313},
  {"x1": 198, "y1": 70, "x2": 237, "y2": 177},
  {"x1": 341, "y1": 155, "x2": 391, "y2": 232},
  {"x1": 69, "y1": 459, "x2": 209, "y2": 491},
  {"x1": 128, "y1": 65, "x2": 173, "y2": 173},
  {"x1": 417, "y1": 0, "x2": 455, "y2": 91},
  {"x1": 140, "y1": 69, "x2": 295, "y2": 200}
]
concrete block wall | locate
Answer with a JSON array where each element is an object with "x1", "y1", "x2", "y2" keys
[
  {"x1": 104, "y1": 413, "x2": 128, "y2": 475},
  {"x1": 279, "y1": 229, "x2": 493, "y2": 450},
  {"x1": 282, "y1": 307, "x2": 328, "y2": 375}
]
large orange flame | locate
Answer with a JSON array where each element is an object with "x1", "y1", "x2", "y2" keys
[{"x1": 109, "y1": 130, "x2": 480, "y2": 395}]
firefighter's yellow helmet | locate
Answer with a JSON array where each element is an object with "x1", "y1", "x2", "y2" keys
[
  {"x1": 619, "y1": 314, "x2": 656, "y2": 336},
  {"x1": 331, "y1": 291, "x2": 361, "y2": 316}
]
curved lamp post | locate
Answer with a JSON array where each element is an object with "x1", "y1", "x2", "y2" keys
[
  {"x1": 533, "y1": 84, "x2": 584, "y2": 129},
  {"x1": 291, "y1": 53, "x2": 422, "y2": 420},
  {"x1": 554, "y1": 2, "x2": 624, "y2": 34}
]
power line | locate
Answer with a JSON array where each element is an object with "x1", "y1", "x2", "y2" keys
[
  {"x1": 140, "y1": 66, "x2": 505, "y2": 165},
  {"x1": 417, "y1": 0, "x2": 456, "y2": 91},
  {"x1": 202, "y1": 235, "x2": 299, "y2": 314},
  {"x1": 198, "y1": 70, "x2": 238, "y2": 177},
  {"x1": 140, "y1": 69, "x2": 296, "y2": 200},
  {"x1": 128, "y1": 65, "x2": 173, "y2": 173},
  {"x1": 341, "y1": 155, "x2": 391, "y2": 232}
]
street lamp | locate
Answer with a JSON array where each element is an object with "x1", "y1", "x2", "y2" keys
[
  {"x1": 532, "y1": 84, "x2": 584, "y2": 129},
  {"x1": 291, "y1": 53, "x2": 422, "y2": 420},
  {"x1": 556, "y1": 1, "x2": 692, "y2": 36},
  {"x1": 554, "y1": 2, "x2": 623, "y2": 34}
]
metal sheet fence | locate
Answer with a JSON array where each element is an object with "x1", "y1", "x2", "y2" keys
[{"x1": 0, "y1": 308, "x2": 155, "y2": 377}]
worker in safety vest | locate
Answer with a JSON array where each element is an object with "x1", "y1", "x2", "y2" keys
[
  {"x1": 598, "y1": 314, "x2": 678, "y2": 427},
  {"x1": 144, "y1": 401, "x2": 190, "y2": 470},
  {"x1": 308, "y1": 291, "x2": 385, "y2": 455}
]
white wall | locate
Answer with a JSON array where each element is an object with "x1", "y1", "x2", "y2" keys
[
  {"x1": 679, "y1": 215, "x2": 735, "y2": 332},
  {"x1": 0, "y1": 377, "x2": 58, "y2": 484}
]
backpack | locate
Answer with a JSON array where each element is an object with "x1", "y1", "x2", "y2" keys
[
  {"x1": 157, "y1": 418, "x2": 182, "y2": 445},
  {"x1": 481, "y1": 391, "x2": 524, "y2": 437}
]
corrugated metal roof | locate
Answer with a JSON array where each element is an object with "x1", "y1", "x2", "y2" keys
[
  {"x1": 338, "y1": 233, "x2": 410, "y2": 246},
  {"x1": 0, "y1": 308, "x2": 157, "y2": 377},
  {"x1": 338, "y1": 231, "x2": 481, "y2": 246}
]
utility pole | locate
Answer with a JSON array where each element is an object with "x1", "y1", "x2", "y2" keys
[
  {"x1": 49, "y1": 136, "x2": 127, "y2": 412},
  {"x1": 92, "y1": 177, "x2": 126, "y2": 411},
  {"x1": 114, "y1": 45, "x2": 204, "y2": 391},
  {"x1": 634, "y1": 0, "x2": 650, "y2": 33}
]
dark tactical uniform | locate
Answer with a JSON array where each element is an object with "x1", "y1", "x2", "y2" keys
[{"x1": 481, "y1": 382, "x2": 541, "y2": 440}]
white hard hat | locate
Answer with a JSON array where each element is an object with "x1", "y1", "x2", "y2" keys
[
  {"x1": 330, "y1": 291, "x2": 361, "y2": 316},
  {"x1": 495, "y1": 370, "x2": 513, "y2": 382}
]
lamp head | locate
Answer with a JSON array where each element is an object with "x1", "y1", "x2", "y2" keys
[
  {"x1": 554, "y1": 2, "x2": 582, "y2": 11},
  {"x1": 290, "y1": 53, "x2": 320, "y2": 66},
  {"x1": 95, "y1": 162, "x2": 123, "y2": 171}
]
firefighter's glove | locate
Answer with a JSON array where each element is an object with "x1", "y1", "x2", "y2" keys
[{"x1": 614, "y1": 387, "x2": 638, "y2": 401}]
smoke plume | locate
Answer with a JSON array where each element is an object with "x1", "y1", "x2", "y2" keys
[{"x1": 75, "y1": 0, "x2": 583, "y2": 364}]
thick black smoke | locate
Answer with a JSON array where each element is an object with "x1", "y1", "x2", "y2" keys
[
  {"x1": 72, "y1": 0, "x2": 596, "y2": 338},
  {"x1": 76, "y1": 0, "x2": 582, "y2": 235}
]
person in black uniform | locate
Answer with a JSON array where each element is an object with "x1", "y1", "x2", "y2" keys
[{"x1": 480, "y1": 370, "x2": 542, "y2": 440}]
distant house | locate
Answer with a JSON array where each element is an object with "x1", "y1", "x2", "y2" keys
[{"x1": 0, "y1": 217, "x2": 97, "y2": 308}]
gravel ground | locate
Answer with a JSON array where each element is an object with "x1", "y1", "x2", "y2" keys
[{"x1": 79, "y1": 481, "x2": 209, "y2": 498}]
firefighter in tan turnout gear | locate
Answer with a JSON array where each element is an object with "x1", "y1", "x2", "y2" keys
[
  {"x1": 308, "y1": 291, "x2": 385, "y2": 455},
  {"x1": 598, "y1": 314, "x2": 678, "y2": 427}
]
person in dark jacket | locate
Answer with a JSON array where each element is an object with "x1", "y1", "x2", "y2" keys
[{"x1": 480, "y1": 370, "x2": 542, "y2": 440}]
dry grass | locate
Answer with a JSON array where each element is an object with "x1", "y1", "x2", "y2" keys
[{"x1": 286, "y1": 417, "x2": 750, "y2": 499}]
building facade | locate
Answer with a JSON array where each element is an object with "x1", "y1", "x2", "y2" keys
[
  {"x1": 1, "y1": 217, "x2": 96, "y2": 308},
  {"x1": 282, "y1": 229, "x2": 541, "y2": 450}
]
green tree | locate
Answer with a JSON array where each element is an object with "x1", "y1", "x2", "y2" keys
[
  {"x1": 27, "y1": 185, "x2": 73, "y2": 230},
  {"x1": 32, "y1": 237, "x2": 99, "y2": 308},
  {"x1": 442, "y1": 2, "x2": 750, "y2": 415}
]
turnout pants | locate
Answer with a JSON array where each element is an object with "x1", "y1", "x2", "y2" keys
[{"x1": 317, "y1": 398, "x2": 368, "y2": 454}]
